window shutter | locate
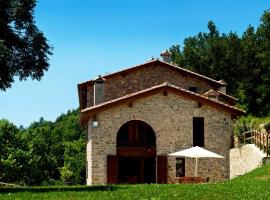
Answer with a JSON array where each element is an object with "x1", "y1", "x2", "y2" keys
[
  {"x1": 193, "y1": 117, "x2": 204, "y2": 147},
  {"x1": 157, "y1": 155, "x2": 167, "y2": 184},
  {"x1": 107, "y1": 155, "x2": 118, "y2": 184}
]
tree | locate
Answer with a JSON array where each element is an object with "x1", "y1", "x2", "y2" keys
[
  {"x1": 60, "y1": 139, "x2": 85, "y2": 184},
  {"x1": 0, "y1": 0, "x2": 52, "y2": 91},
  {"x1": 0, "y1": 119, "x2": 26, "y2": 184},
  {"x1": 23, "y1": 119, "x2": 58, "y2": 185},
  {"x1": 172, "y1": 21, "x2": 241, "y2": 94},
  {"x1": 169, "y1": 10, "x2": 270, "y2": 116}
]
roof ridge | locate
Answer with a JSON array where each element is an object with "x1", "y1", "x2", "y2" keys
[{"x1": 78, "y1": 60, "x2": 225, "y2": 87}]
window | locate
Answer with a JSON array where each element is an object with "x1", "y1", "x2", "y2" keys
[
  {"x1": 176, "y1": 158, "x2": 185, "y2": 177},
  {"x1": 81, "y1": 87, "x2": 87, "y2": 109},
  {"x1": 193, "y1": 117, "x2": 204, "y2": 147},
  {"x1": 189, "y1": 86, "x2": 197, "y2": 93}
]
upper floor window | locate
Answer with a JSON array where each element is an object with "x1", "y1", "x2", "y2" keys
[
  {"x1": 193, "y1": 117, "x2": 204, "y2": 147},
  {"x1": 81, "y1": 87, "x2": 87, "y2": 109}
]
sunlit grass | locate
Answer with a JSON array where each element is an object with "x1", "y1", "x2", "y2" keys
[{"x1": 1, "y1": 164, "x2": 270, "y2": 200}]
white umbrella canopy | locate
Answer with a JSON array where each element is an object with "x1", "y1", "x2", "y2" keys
[
  {"x1": 168, "y1": 146, "x2": 224, "y2": 177},
  {"x1": 168, "y1": 146, "x2": 224, "y2": 158}
]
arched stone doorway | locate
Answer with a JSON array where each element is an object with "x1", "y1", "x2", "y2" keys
[{"x1": 116, "y1": 120, "x2": 156, "y2": 184}]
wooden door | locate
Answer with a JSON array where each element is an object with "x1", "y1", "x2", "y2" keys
[
  {"x1": 157, "y1": 156, "x2": 167, "y2": 183},
  {"x1": 107, "y1": 155, "x2": 118, "y2": 184}
]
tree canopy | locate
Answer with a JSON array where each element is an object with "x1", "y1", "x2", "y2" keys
[
  {"x1": 0, "y1": 0, "x2": 52, "y2": 91},
  {"x1": 0, "y1": 109, "x2": 86, "y2": 186},
  {"x1": 169, "y1": 10, "x2": 270, "y2": 116}
]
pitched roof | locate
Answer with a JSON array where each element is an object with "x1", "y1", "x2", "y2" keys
[
  {"x1": 203, "y1": 89, "x2": 238, "y2": 101},
  {"x1": 78, "y1": 59, "x2": 225, "y2": 89},
  {"x1": 80, "y1": 82, "x2": 245, "y2": 126}
]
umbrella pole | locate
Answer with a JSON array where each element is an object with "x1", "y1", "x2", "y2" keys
[{"x1": 195, "y1": 157, "x2": 198, "y2": 177}]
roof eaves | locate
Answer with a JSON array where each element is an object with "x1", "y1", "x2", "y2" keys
[
  {"x1": 217, "y1": 91, "x2": 238, "y2": 101},
  {"x1": 81, "y1": 82, "x2": 245, "y2": 115}
]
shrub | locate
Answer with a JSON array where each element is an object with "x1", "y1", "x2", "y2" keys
[{"x1": 264, "y1": 122, "x2": 270, "y2": 133}]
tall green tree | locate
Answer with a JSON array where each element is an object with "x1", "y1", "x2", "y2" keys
[
  {"x1": 0, "y1": 0, "x2": 52, "y2": 91},
  {"x1": 0, "y1": 119, "x2": 26, "y2": 184},
  {"x1": 169, "y1": 10, "x2": 270, "y2": 116},
  {"x1": 0, "y1": 109, "x2": 86, "y2": 186}
]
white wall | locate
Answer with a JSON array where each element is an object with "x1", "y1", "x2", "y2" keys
[{"x1": 230, "y1": 144, "x2": 266, "y2": 179}]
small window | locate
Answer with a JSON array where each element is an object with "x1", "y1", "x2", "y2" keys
[
  {"x1": 81, "y1": 87, "x2": 87, "y2": 109},
  {"x1": 176, "y1": 158, "x2": 185, "y2": 177},
  {"x1": 189, "y1": 86, "x2": 197, "y2": 93},
  {"x1": 193, "y1": 117, "x2": 204, "y2": 147}
]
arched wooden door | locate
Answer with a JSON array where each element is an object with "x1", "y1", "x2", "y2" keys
[{"x1": 116, "y1": 120, "x2": 156, "y2": 184}]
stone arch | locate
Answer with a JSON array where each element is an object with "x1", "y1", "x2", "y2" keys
[
  {"x1": 116, "y1": 120, "x2": 156, "y2": 184},
  {"x1": 117, "y1": 120, "x2": 156, "y2": 148}
]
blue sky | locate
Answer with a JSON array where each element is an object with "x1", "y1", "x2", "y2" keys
[{"x1": 1, "y1": 0, "x2": 269, "y2": 127}]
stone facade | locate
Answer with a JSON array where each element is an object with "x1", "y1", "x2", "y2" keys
[
  {"x1": 86, "y1": 91, "x2": 232, "y2": 185},
  {"x1": 86, "y1": 63, "x2": 214, "y2": 107}
]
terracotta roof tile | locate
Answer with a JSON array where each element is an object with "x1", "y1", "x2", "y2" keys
[
  {"x1": 78, "y1": 59, "x2": 225, "y2": 88},
  {"x1": 80, "y1": 83, "x2": 245, "y2": 125},
  {"x1": 203, "y1": 89, "x2": 238, "y2": 101}
]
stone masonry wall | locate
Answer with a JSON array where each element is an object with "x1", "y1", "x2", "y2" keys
[
  {"x1": 86, "y1": 63, "x2": 213, "y2": 107},
  {"x1": 86, "y1": 91, "x2": 232, "y2": 185}
]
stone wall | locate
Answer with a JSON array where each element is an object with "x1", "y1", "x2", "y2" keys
[
  {"x1": 86, "y1": 91, "x2": 232, "y2": 185},
  {"x1": 230, "y1": 144, "x2": 266, "y2": 179},
  {"x1": 86, "y1": 63, "x2": 214, "y2": 107}
]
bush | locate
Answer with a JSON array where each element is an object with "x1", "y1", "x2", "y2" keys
[
  {"x1": 60, "y1": 166, "x2": 74, "y2": 184},
  {"x1": 233, "y1": 116, "x2": 252, "y2": 137},
  {"x1": 41, "y1": 179, "x2": 64, "y2": 186},
  {"x1": 264, "y1": 122, "x2": 270, "y2": 133}
]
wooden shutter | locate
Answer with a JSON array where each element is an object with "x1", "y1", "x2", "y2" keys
[
  {"x1": 157, "y1": 156, "x2": 167, "y2": 184},
  {"x1": 193, "y1": 117, "x2": 204, "y2": 147},
  {"x1": 107, "y1": 155, "x2": 118, "y2": 184}
]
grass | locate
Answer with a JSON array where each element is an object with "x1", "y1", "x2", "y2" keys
[{"x1": 1, "y1": 164, "x2": 270, "y2": 200}]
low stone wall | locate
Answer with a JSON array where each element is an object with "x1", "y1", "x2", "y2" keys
[{"x1": 230, "y1": 144, "x2": 266, "y2": 179}]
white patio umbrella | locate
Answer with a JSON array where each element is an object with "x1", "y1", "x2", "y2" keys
[{"x1": 168, "y1": 146, "x2": 224, "y2": 177}]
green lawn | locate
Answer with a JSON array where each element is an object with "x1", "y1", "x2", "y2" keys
[{"x1": 1, "y1": 164, "x2": 270, "y2": 200}]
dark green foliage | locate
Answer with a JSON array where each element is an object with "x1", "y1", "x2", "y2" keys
[
  {"x1": 0, "y1": 120, "x2": 22, "y2": 183},
  {"x1": 233, "y1": 115, "x2": 270, "y2": 137},
  {"x1": 170, "y1": 10, "x2": 270, "y2": 116},
  {"x1": 0, "y1": 0, "x2": 52, "y2": 91},
  {"x1": 0, "y1": 109, "x2": 86, "y2": 186},
  {"x1": 60, "y1": 139, "x2": 86, "y2": 184},
  {"x1": 264, "y1": 122, "x2": 270, "y2": 133}
]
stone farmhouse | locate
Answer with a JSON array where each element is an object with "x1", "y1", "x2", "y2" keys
[{"x1": 77, "y1": 51, "x2": 245, "y2": 185}]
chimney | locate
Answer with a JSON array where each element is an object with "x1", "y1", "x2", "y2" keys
[
  {"x1": 93, "y1": 75, "x2": 105, "y2": 105},
  {"x1": 160, "y1": 50, "x2": 172, "y2": 63},
  {"x1": 218, "y1": 80, "x2": 227, "y2": 94}
]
